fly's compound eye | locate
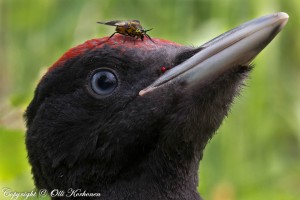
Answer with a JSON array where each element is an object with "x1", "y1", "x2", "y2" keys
[{"x1": 89, "y1": 69, "x2": 118, "y2": 96}]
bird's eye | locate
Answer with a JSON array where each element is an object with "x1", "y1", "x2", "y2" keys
[{"x1": 90, "y1": 70, "x2": 118, "y2": 96}]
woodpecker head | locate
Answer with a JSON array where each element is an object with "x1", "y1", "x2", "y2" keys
[{"x1": 25, "y1": 13, "x2": 288, "y2": 199}]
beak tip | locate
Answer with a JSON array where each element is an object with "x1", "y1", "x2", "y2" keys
[
  {"x1": 277, "y1": 12, "x2": 289, "y2": 29},
  {"x1": 277, "y1": 12, "x2": 289, "y2": 20}
]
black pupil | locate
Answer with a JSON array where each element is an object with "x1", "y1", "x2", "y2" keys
[{"x1": 91, "y1": 70, "x2": 117, "y2": 95}]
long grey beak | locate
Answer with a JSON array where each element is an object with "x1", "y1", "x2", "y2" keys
[{"x1": 139, "y1": 12, "x2": 289, "y2": 96}]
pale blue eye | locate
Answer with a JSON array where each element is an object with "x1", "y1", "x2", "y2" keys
[{"x1": 91, "y1": 70, "x2": 117, "y2": 95}]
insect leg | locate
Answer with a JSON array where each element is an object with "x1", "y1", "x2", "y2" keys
[
  {"x1": 145, "y1": 34, "x2": 155, "y2": 43},
  {"x1": 123, "y1": 35, "x2": 127, "y2": 44},
  {"x1": 108, "y1": 32, "x2": 118, "y2": 40}
]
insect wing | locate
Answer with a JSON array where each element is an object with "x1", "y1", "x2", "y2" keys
[
  {"x1": 97, "y1": 20, "x2": 124, "y2": 26},
  {"x1": 114, "y1": 21, "x2": 132, "y2": 28}
]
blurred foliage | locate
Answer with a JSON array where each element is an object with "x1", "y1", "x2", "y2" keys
[{"x1": 0, "y1": 0, "x2": 300, "y2": 199}]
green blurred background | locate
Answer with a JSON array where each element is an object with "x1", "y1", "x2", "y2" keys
[{"x1": 0, "y1": 0, "x2": 299, "y2": 199}]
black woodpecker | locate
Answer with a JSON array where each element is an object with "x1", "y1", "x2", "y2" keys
[{"x1": 25, "y1": 12, "x2": 288, "y2": 200}]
